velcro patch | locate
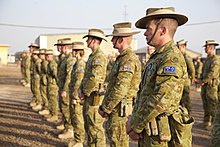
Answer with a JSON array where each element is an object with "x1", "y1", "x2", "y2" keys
[
  {"x1": 76, "y1": 68, "x2": 83, "y2": 72},
  {"x1": 213, "y1": 61, "x2": 219, "y2": 65},
  {"x1": 164, "y1": 66, "x2": 175, "y2": 73},
  {"x1": 94, "y1": 60, "x2": 101, "y2": 65}
]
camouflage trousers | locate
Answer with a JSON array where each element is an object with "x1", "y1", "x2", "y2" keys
[
  {"x1": 33, "y1": 75, "x2": 41, "y2": 105},
  {"x1": 25, "y1": 70, "x2": 30, "y2": 84},
  {"x1": 105, "y1": 112, "x2": 129, "y2": 147},
  {"x1": 201, "y1": 83, "x2": 218, "y2": 123},
  {"x1": 83, "y1": 96, "x2": 106, "y2": 147},
  {"x1": 30, "y1": 74, "x2": 35, "y2": 102},
  {"x1": 48, "y1": 84, "x2": 58, "y2": 116},
  {"x1": 180, "y1": 84, "x2": 191, "y2": 114},
  {"x1": 70, "y1": 97, "x2": 85, "y2": 143},
  {"x1": 40, "y1": 80, "x2": 48, "y2": 109},
  {"x1": 211, "y1": 100, "x2": 220, "y2": 147},
  {"x1": 58, "y1": 91, "x2": 72, "y2": 130}
]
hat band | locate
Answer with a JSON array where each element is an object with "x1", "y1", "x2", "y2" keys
[
  {"x1": 72, "y1": 45, "x2": 84, "y2": 49},
  {"x1": 88, "y1": 32, "x2": 105, "y2": 38},
  {"x1": 147, "y1": 9, "x2": 176, "y2": 16},
  {"x1": 113, "y1": 28, "x2": 134, "y2": 34}
]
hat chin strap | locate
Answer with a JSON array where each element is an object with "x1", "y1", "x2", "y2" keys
[{"x1": 147, "y1": 19, "x2": 163, "y2": 45}]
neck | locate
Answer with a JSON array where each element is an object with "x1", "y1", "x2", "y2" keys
[{"x1": 155, "y1": 38, "x2": 172, "y2": 51}]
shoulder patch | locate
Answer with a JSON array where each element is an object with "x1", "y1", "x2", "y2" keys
[
  {"x1": 164, "y1": 66, "x2": 176, "y2": 73},
  {"x1": 76, "y1": 68, "x2": 83, "y2": 73},
  {"x1": 171, "y1": 57, "x2": 179, "y2": 63},
  {"x1": 70, "y1": 62, "x2": 75, "y2": 66},
  {"x1": 124, "y1": 65, "x2": 131, "y2": 71},
  {"x1": 94, "y1": 60, "x2": 101, "y2": 65},
  {"x1": 213, "y1": 61, "x2": 219, "y2": 65}
]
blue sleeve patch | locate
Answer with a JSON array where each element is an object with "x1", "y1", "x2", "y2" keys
[
  {"x1": 164, "y1": 66, "x2": 176, "y2": 73},
  {"x1": 124, "y1": 65, "x2": 131, "y2": 71},
  {"x1": 94, "y1": 60, "x2": 101, "y2": 65},
  {"x1": 76, "y1": 68, "x2": 83, "y2": 73},
  {"x1": 213, "y1": 61, "x2": 219, "y2": 65}
]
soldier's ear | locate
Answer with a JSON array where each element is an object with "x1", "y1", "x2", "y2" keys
[{"x1": 160, "y1": 27, "x2": 167, "y2": 36}]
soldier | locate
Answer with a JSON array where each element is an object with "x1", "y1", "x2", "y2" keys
[
  {"x1": 68, "y1": 42, "x2": 86, "y2": 147},
  {"x1": 23, "y1": 51, "x2": 31, "y2": 87},
  {"x1": 38, "y1": 49, "x2": 49, "y2": 115},
  {"x1": 57, "y1": 39, "x2": 76, "y2": 139},
  {"x1": 28, "y1": 43, "x2": 40, "y2": 107},
  {"x1": 146, "y1": 45, "x2": 155, "y2": 62},
  {"x1": 197, "y1": 40, "x2": 220, "y2": 129},
  {"x1": 79, "y1": 28, "x2": 107, "y2": 146},
  {"x1": 105, "y1": 54, "x2": 115, "y2": 84},
  {"x1": 20, "y1": 50, "x2": 26, "y2": 85},
  {"x1": 194, "y1": 56, "x2": 203, "y2": 92},
  {"x1": 177, "y1": 39, "x2": 196, "y2": 114},
  {"x1": 98, "y1": 22, "x2": 141, "y2": 147},
  {"x1": 31, "y1": 49, "x2": 42, "y2": 111},
  {"x1": 211, "y1": 99, "x2": 220, "y2": 146},
  {"x1": 45, "y1": 49, "x2": 59, "y2": 122},
  {"x1": 126, "y1": 7, "x2": 194, "y2": 146}
]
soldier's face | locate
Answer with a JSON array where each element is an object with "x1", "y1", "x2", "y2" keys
[
  {"x1": 205, "y1": 45, "x2": 213, "y2": 54},
  {"x1": 144, "y1": 20, "x2": 161, "y2": 46}
]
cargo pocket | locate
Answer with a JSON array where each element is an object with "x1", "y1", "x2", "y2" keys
[{"x1": 169, "y1": 107, "x2": 194, "y2": 146}]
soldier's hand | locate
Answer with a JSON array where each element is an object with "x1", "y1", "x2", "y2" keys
[
  {"x1": 128, "y1": 130, "x2": 141, "y2": 141},
  {"x1": 126, "y1": 116, "x2": 132, "y2": 134},
  {"x1": 61, "y1": 91, "x2": 67, "y2": 98},
  {"x1": 98, "y1": 106, "x2": 108, "y2": 118}
]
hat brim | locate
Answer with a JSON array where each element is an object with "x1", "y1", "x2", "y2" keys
[
  {"x1": 106, "y1": 31, "x2": 140, "y2": 37},
  {"x1": 54, "y1": 43, "x2": 61, "y2": 46},
  {"x1": 203, "y1": 43, "x2": 219, "y2": 47},
  {"x1": 135, "y1": 14, "x2": 188, "y2": 29},
  {"x1": 28, "y1": 45, "x2": 40, "y2": 48},
  {"x1": 83, "y1": 35, "x2": 107, "y2": 42}
]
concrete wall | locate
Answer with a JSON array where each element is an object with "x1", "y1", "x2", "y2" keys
[{"x1": 0, "y1": 44, "x2": 10, "y2": 65}]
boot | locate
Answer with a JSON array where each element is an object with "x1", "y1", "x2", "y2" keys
[
  {"x1": 68, "y1": 141, "x2": 83, "y2": 147},
  {"x1": 56, "y1": 124, "x2": 65, "y2": 130},
  {"x1": 30, "y1": 101, "x2": 36, "y2": 107},
  {"x1": 46, "y1": 115, "x2": 58, "y2": 122},
  {"x1": 58, "y1": 129, "x2": 73, "y2": 139},
  {"x1": 39, "y1": 109, "x2": 50, "y2": 115},
  {"x1": 24, "y1": 83, "x2": 30, "y2": 87},
  {"x1": 44, "y1": 114, "x2": 52, "y2": 118},
  {"x1": 32, "y1": 104, "x2": 42, "y2": 111}
]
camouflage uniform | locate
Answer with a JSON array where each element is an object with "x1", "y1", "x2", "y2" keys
[
  {"x1": 24, "y1": 56, "x2": 31, "y2": 84},
  {"x1": 81, "y1": 47, "x2": 107, "y2": 147},
  {"x1": 201, "y1": 54, "x2": 220, "y2": 125},
  {"x1": 47, "y1": 59, "x2": 59, "y2": 117},
  {"x1": 101, "y1": 47, "x2": 141, "y2": 147},
  {"x1": 33, "y1": 57, "x2": 42, "y2": 105},
  {"x1": 69, "y1": 58, "x2": 86, "y2": 144},
  {"x1": 211, "y1": 99, "x2": 220, "y2": 147},
  {"x1": 130, "y1": 41, "x2": 194, "y2": 147},
  {"x1": 58, "y1": 53, "x2": 76, "y2": 130},
  {"x1": 180, "y1": 53, "x2": 195, "y2": 114},
  {"x1": 40, "y1": 59, "x2": 49, "y2": 110},
  {"x1": 20, "y1": 55, "x2": 26, "y2": 82},
  {"x1": 194, "y1": 60, "x2": 203, "y2": 90}
]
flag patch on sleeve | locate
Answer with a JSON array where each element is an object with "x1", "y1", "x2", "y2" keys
[
  {"x1": 164, "y1": 66, "x2": 176, "y2": 73},
  {"x1": 124, "y1": 65, "x2": 131, "y2": 71}
]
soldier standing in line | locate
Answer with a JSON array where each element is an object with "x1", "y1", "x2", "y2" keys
[
  {"x1": 177, "y1": 39, "x2": 196, "y2": 114},
  {"x1": 23, "y1": 51, "x2": 31, "y2": 87},
  {"x1": 197, "y1": 40, "x2": 220, "y2": 129},
  {"x1": 57, "y1": 39, "x2": 76, "y2": 139},
  {"x1": 211, "y1": 99, "x2": 220, "y2": 146},
  {"x1": 38, "y1": 49, "x2": 49, "y2": 115},
  {"x1": 105, "y1": 54, "x2": 115, "y2": 84},
  {"x1": 126, "y1": 7, "x2": 194, "y2": 146},
  {"x1": 98, "y1": 22, "x2": 141, "y2": 147},
  {"x1": 79, "y1": 28, "x2": 107, "y2": 146},
  {"x1": 31, "y1": 49, "x2": 42, "y2": 111},
  {"x1": 68, "y1": 42, "x2": 86, "y2": 147},
  {"x1": 28, "y1": 43, "x2": 40, "y2": 107},
  {"x1": 20, "y1": 50, "x2": 26, "y2": 85},
  {"x1": 45, "y1": 49, "x2": 59, "y2": 122},
  {"x1": 194, "y1": 56, "x2": 203, "y2": 92}
]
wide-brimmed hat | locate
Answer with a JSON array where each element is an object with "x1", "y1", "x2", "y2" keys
[
  {"x1": 54, "y1": 39, "x2": 62, "y2": 46},
  {"x1": 39, "y1": 48, "x2": 46, "y2": 54},
  {"x1": 106, "y1": 22, "x2": 140, "y2": 37},
  {"x1": 203, "y1": 40, "x2": 219, "y2": 47},
  {"x1": 177, "y1": 39, "x2": 188, "y2": 45},
  {"x1": 28, "y1": 43, "x2": 39, "y2": 48},
  {"x1": 60, "y1": 39, "x2": 72, "y2": 45},
  {"x1": 32, "y1": 49, "x2": 40, "y2": 54},
  {"x1": 135, "y1": 7, "x2": 188, "y2": 29},
  {"x1": 72, "y1": 41, "x2": 84, "y2": 50},
  {"x1": 45, "y1": 49, "x2": 54, "y2": 55},
  {"x1": 83, "y1": 29, "x2": 107, "y2": 42}
]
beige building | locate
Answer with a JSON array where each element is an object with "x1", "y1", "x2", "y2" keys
[
  {"x1": 0, "y1": 44, "x2": 10, "y2": 65},
  {"x1": 35, "y1": 33, "x2": 138, "y2": 60}
]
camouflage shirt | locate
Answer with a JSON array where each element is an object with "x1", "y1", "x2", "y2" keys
[
  {"x1": 69, "y1": 58, "x2": 86, "y2": 99},
  {"x1": 201, "y1": 54, "x2": 220, "y2": 84},
  {"x1": 47, "y1": 59, "x2": 58, "y2": 86},
  {"x1": 101, "y1": 47, "x2": 141, "y2": 114},
  {"x1": 41, "y1": 59, "x2": 48, "y2": 85},
  {"x1": 130, "y1": 41, "x2": 187, "y2": 133},
  {"x1": 184, "y1": 53, "x2": 195, "y2": 81},
  {"x1": 81, "y1": 48, "x2": 107, "y2": 96}
]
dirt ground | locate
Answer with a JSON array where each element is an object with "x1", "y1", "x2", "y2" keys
[{"x1": 0, "y1": 65, "x2": 211, "y2": 147}]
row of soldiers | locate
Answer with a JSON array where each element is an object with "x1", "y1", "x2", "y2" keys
[{"x1": 20, "y1": 6, "x2": 220, "y2": 147}]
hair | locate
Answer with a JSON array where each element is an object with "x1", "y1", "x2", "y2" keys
[
  {"x1": 155, "y1": 18, "x2": 178, "y2": 37},
  {"x1": 75, "y1": 50, "x2": 85, "y2": 57},
  {"x1": 91, "y1": 36, "x2": 102, "y2": 44}
]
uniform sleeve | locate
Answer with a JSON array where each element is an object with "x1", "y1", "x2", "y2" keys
[
  {"x1": 51, "y1": 61, "x2": 58, "y2": 81},
  {"x1": 203, "y1": 58, "x2": 220, "y2": 83},
  {"x1": 185, "y1": 56, "x2": 196, "y2": 81},
  {"x1": 101, "y1": 59, "x2": 136, "y2": 114},
  {"x1": 130, "y1": 60, "x2": 185, "y2": 133},
  {"x1": 63, "y1": 57, "x2": 76, "y2": 92},
  {"x1": 83, "y1": 55, "x2": 106, "y2": 96},
  {"x1": 37, "y1": 61, "x2": 41, "y2": 75}
]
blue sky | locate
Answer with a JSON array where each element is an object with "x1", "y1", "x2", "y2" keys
[{"x1": 0, "y1": 0, "x2": 220, "y2": 56}]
